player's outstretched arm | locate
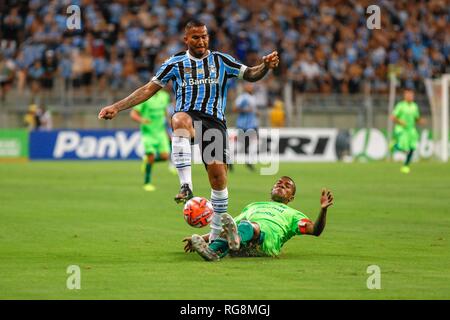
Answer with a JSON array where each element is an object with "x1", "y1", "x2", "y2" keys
[
  {"x1": 98, "y1": 81, "x2": 161, "y2": 120},
  {"x1": 243, "y1": 51, "x2": 279, "y2": 82},
  {"x1": 313, "y1": 188, "x2": 334, "y2": 236},
  {"x1": 303, "y1": 188, "x2": 334, "y2": 236}
]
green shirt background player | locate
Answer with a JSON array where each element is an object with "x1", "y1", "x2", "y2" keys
[
  {"x1": 183, "y1": 176, "x2": 334, "y2": 261},
  {"x1": 130, "y1": 89, "x2": 172, "y2": 191},
  {"x1": 390, "y1": 88, "x2": 425, "y2": 174}
]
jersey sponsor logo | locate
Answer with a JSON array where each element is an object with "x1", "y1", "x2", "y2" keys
[{"x1": 181, "y1": 77, "x2": 220, "y2": 87}]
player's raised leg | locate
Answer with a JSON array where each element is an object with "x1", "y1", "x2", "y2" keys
[
  {"x1": 171, "y1": 112, "x2": 195, "y2": 203},
  {"x1": 207, "y1": 163, "x2": 229, "y2": 242},
  {"x1": 221, "y1": 213, "x2": 240, "y2": 250}
]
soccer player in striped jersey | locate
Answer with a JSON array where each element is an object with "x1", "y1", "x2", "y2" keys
[{"x1": 98, "y1": 20, "x2": 279, "y2": 242}]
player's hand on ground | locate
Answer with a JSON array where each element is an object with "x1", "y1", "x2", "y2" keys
[
  {"x1": 263, "y1": 51, "x2": 279, "y2": 69},
  {"x1": 182, "y1": 236, "x2": 194, "y2": 253},
  {"x1": 141, "y1": 119, "x2": 151, "y2": 124},
  {"x1": 320, "y1": 188, "x2": 334, "y2": 209},
  {"x1": 98, "y1": 105, "x2": 119, "y2": 120}
]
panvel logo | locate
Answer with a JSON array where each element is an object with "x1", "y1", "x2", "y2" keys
[
  {"x1": 53, "y1": 131, "x2": 143, "y2": 159},
  {"x1": 181, "y1": 78, "x2": 219, "y2": 87}
]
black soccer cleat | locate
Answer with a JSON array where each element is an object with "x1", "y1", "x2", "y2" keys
[{"x1": 174, "y1": 183, "x2": 193, "y2": 204}]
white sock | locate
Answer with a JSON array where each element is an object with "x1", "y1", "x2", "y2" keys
[
  {"x1": 209, "y1": 188, "x2": 228, "y2": 242},
  {"x1": 171, "y1": 136, "x2": 192, "y2": 190}
]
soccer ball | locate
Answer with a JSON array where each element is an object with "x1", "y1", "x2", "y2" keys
[{"x1": 183, "y1": 197, "x2": 214, "y2": 228}]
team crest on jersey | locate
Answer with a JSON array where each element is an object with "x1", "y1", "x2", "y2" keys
[
  {"x1": 209, "y1": 65, "x2": 217, "y2": 76},
  {"x1": 185, "y1": 67, "x2": 192, "y2": 74}
]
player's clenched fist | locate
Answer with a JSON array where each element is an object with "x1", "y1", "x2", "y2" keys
[
  {"x1": 98, "y1": 105, "x2": 119, "y2": 120},
  {"x1": 263, "y1": 51, "x2": 279, "y2": 69}
]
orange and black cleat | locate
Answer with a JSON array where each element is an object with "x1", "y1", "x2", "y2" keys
[{"x1": 174, "y1": 183, "x2": 194, "y2": 204}]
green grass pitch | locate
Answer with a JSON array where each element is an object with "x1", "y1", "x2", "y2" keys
[{"x1": 0, "y1": 161, "x2": 449, "y2": 299}]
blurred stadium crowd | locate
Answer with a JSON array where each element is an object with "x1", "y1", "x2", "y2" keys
[{"x1": 0, "y1": 0, "x2": 448, "y2": 104}]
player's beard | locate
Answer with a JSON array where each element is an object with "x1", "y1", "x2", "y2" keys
[
  {"x1": 270, "y1": 192, "x2": 285, "y2": 203},
  {"x1": 192, "y1": 46, "x2": 207, "y2": 58}
]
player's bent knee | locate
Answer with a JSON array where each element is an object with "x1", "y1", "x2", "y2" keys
[
  {"x1": 251, "y1": 222, "x2": 261, "y2": 241},
  {"x1": 208, "y1": 173, "x2": 227, "y2": 190},
  {"x1": 171, "y1": 112, "x2": 193, "y2": 133},
  {"x1": 207, "y1": 164, "x2": 227, "y2": 189},
  {"x1": 159, "y1": 153, "x2": 169, "y2": 160},
  {"x1": 147, "y1": 154, "x2": 155, "y2": 163}
]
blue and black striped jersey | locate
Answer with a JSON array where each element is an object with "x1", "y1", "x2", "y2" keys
[{"x1": 151, "y1": 50, "x2": 247, "y2": 122}]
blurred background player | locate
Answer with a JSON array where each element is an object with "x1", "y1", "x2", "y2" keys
[
  {"x1": 390, "y1": 88, "x2": 424, "y2": 173},
  {"x1": 183, "y1": 176, "x2": 334, "y2": 261},
  {"x1": 232, "y1": 82, "x2": 259, "y2": 171},
  {"x1": 37, "y1": 104, "x2": 52, "y2": 130},
  {"x1": 130, "y1": 88, "x2": 172, "y2": 191},
  {"x1": 269, "y1": 99, "x2": 285, "y2": 128},
  {"x1": 99, "y1": 20, "x2": 279, "y2": 243},
  {"x1": 23, "y1": 103, "x2": 39, "y2": 131}
]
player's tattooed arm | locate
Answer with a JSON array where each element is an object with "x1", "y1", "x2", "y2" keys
[
  {"x1": 308, "y1": 189, "x2": 334, "y2": 236},
  {"x1": 243, "y1": 62, "x2": 269, "y2": 82},
  {"x1": 243, "y1": 51, "x2": 279, "y2": 82},
  {"x1": 98, "y1": 81, "x2": 161, "y2": 120}
]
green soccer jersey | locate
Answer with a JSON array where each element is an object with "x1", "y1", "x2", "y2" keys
[
  {"x1": 393, "y1": 100, "x2": 420, "y2": 131},
  {"x1": 234, "y1": 201, "x2": 311, "y2": 256},
  {"x1": 392, "y1": 100, "x2": 420, "y2": 150},
  {"x1": 133, "y1": 90, "x2": 171, "y2": 134}
]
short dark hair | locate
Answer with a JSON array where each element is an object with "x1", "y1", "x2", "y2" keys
[
  {"x1": 280, "y1": 176, "x2": 296, "y2": 195},
  {"x1": 185, "y1": 20, "x2": 206, "y2": 32}
]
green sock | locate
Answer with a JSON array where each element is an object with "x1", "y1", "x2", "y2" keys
[
  {"x1": 237, "y1": 220, "x2": 254, "y2": 245},
  {"x1": 209, "y1": 238, "x2": 229, "y2": 258},
  {"x1": 404, "y1": 150, "x2": 414, "y2": 166},
  {"x1": 208, "y1": 221, "x2": 255, "y2": 258},
  {"x1": 145, "y1": 163, "x2": 152, "y2": 184}
]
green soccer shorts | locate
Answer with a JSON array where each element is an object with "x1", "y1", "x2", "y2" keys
[
  {"x1": 394, "y1": 128, "x2": 419, "y2": 151},
  {"x1": 141, "y1": 131, "x2": 170, "y2": 155}
]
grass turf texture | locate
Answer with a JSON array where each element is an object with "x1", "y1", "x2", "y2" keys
[{"x1": 0, "y1": 161, "x2": 449, "y2": 299}]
